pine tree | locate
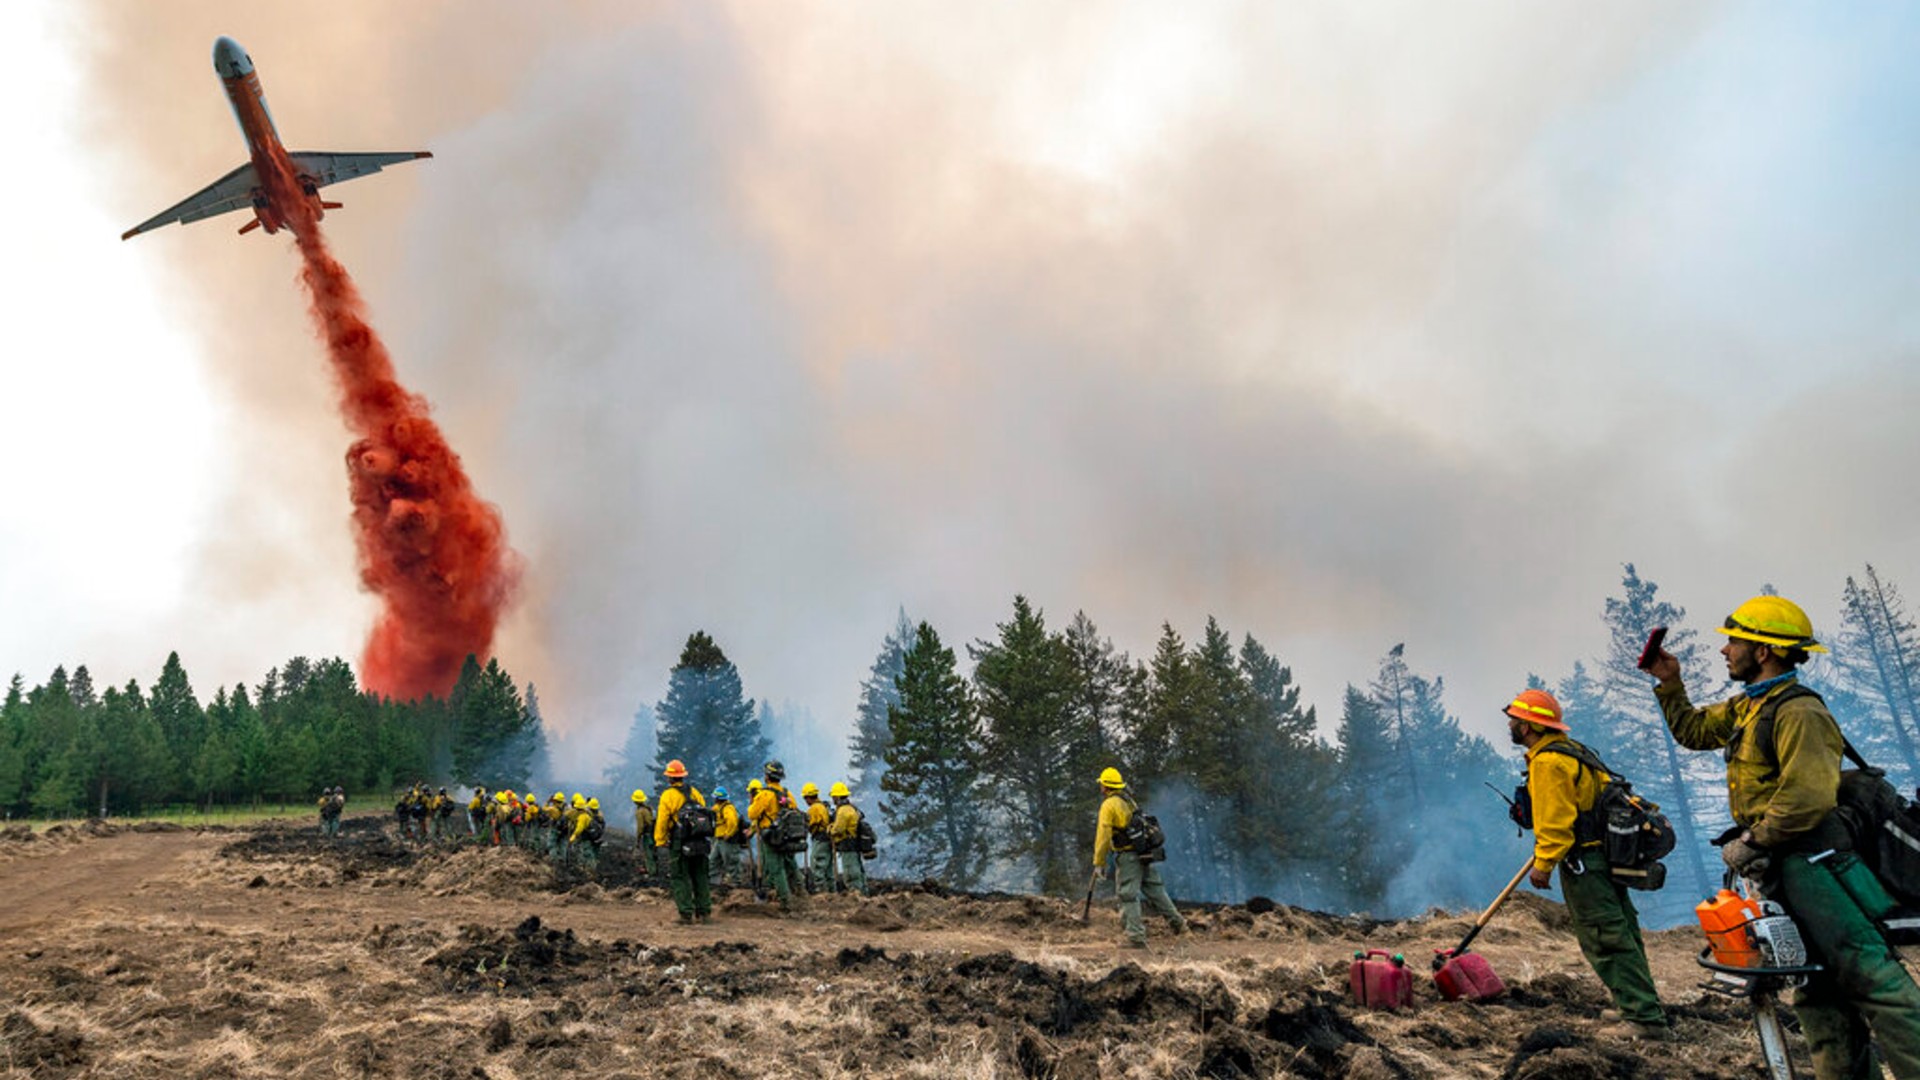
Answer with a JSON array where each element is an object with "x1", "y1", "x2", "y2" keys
[
  {"x1": 1117, "y1": 624, "x2": 1191, "y2": 795},
  {"x1": 848, "y1": 609, "x2": 914, "y2": 804},
  {"x1": 971, "y1": 596, "x2": 1088, "y2": 894},
  {"x1": 1238, "y1": 634, "x2": 1336, "y2": 894},
  {"x1": 651, "y1": 632, "x2": 766, "y2": 788},
  {"x1": 149, "y1": 652, "x2": 204, "y2": 780},
  {"x1": 1333, "y1": 685, "x2": 1394, "y2": 909},
  {"x1": 446, "y1": 655, "x2": 536, "y2": 789},
  {"x1": 1833, "y1": 566, "x2": 1920, "y2": 785},
  {"x1": 1591, "y1": 564, "x2": 1721, "y2": 915},
  {"x1": 0, "y1": 676, "x2": 27, "y2": 815},
  {"x1": 604, "y1": 702, "x2": 659, "y2": 801},
  {"x1": 881, "y1": 622, "x2": 988, "y2": 883}
]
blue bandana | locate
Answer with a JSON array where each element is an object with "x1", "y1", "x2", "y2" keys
[{"x1": 1743, "y1": 671, "x2": 1798, "y2": 699}]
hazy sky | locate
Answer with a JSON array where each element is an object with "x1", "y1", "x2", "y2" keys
[{"x1": 6, "y1": 2, "x2": 1919, "y2": 780}]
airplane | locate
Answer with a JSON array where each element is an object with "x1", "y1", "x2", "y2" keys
[{"x1": 122, "y1": 37, "x2": 431, "y2": 240}]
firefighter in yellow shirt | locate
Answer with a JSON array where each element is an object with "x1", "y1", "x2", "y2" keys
[
  {"x1": 711, "y1": 789, "x2": 744, "y2": 884},
  {"x1": 654, "y1": 761, "x2": 712, "y2": 923},
  {"x1": 632, "y1": 790, "x2": 657, "y2": 879},
  {"x1": 748, "y1": 761, "x2": 807, "y2": 913},
  {"x1": 1507, "y1": 688, "x2": 1665, "y2": 1040},
  {"x1": 827, "y1": 783, "x2": 871, "y2": 896},
  {"x1": 802, "y1": 783, "x2": 832, "y2": 893},
  {"x1": 1093, "y1": 767, "x2": 1184, "y2": 949}
]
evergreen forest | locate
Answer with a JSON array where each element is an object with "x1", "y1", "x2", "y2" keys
[{"x1": 8, "y1": 563, "x2": 1920, "y2": 924}]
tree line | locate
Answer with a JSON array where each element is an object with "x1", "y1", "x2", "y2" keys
[
  {"x1": 0, "y1": 653, "x2": 545, "y2": 818},
  {"x1": 10, "y1": 562, "x2": 1920, "y2": 923}
]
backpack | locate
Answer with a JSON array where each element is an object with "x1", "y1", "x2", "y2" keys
[
  {"x1": 1518, "y1": 740, "x2": 1675, "y2": 890},
  {"x1": 1751, "y1": 684, "x2": 1920, "y2": 906},
  {"x1": 850, "y1": 805, "x2": 878, "y2": 858},
  {"x1": 1117, "y1": 795, "x2": 1167, "y2": 864},
  {"x1": 769, "y1": 801, "x2": 811, "y2": 855},
  {"x1": 586, "y1": 812, "x2": 606, "y2": 845},
  {"x1": 673, "y1": 801, "x2": 716, "y2": 858}
]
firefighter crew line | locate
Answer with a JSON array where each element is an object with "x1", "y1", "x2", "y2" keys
[{"x1": 311, "y1": 591, "x2": 1920, "y2": 1079}]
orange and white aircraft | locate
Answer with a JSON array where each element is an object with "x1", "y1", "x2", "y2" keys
[{"x1": 122, "y1": 37, "x2": 430, "y2": 240}]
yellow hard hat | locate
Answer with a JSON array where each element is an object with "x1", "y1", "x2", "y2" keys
[
  {"x1": 632, "y1": 789, "x2": 647, "y2": 804},
  {"x1": 801, "y1": 782, "x2": 819, "y2": 797},
  {"x1": 571, "y1": 793, "x2": 586, "y2": 809},
  {"x1": 588, "y1": 798, "x2": 600, "y2": 810},
  {"x1": 551, "y1": 791, "x2": 564, "y2": 803},
  {"x1": 830, "y1": 782, "x2": 851, "y2": 799},
  {"x1": 495, "y1": 791, "x2": 509, "y2": 804},
  {"x1": 1099, "y1": 767, "x2": 1126, "y2": 790},
  {"x1": 748, "y1": 779, "x2": 763, "y2": 792},
  {"x1": 1718, "y1": 595, "x2": 1827, "y2": 653}
]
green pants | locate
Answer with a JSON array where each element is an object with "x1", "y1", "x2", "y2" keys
[
  {"x1": 636, "y1": 840, "x2": 656, "y2": 877},
  {"x1": 1559, "y1": 859, "x2": 1664, "y2": 1026},
  {"x1": 713, "y1": 838, "x2": 743, "y2": 883},
  {"x1": 811, "y1": 837, "x2": 834, "y2": 891},
  {"x1": 1115, "y1": 852, "x2": 1183, "y2": 943},
  {"x1": 668, "y1": 848, "x2": 711, "y2": 918},
  {"x1": 837, "y1": 849, "x2": 869, "y2": 895},
  {"x1": 1770, "y1": 851, "x2": 1920, "y2": 1080},
  {"x1": 764, "y1": 848, "x2": 804, "y2": 910}
]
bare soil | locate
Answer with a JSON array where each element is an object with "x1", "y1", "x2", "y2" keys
[{"x1": 0, "y1": 816, "x2": 1853, "y2": 1078}]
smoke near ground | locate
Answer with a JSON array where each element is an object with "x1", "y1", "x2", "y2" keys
[{"x1": 38, "y1": 3, "x2": 1920, "y2": 780}]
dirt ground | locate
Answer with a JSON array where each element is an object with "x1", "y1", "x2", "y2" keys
[{"x1": 0, "y1": 815, "x2": 1872, "y2": 1078}]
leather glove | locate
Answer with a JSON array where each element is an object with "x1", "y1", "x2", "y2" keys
[{"x1": 1721, "y1": 833, "x2": 1771, "y2": 879}]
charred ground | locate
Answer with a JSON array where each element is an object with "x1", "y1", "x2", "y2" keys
[{"x1": 0, "y1": 816, "x2": 1832, "y2": 1078}]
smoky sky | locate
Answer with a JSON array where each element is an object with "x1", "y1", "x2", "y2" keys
[{"x1": 57, "y1": 1, "x2": 1920, "y2": 779}]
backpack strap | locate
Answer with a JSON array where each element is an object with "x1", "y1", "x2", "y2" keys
[
  {"x1": 1747, "y1": 683, "x2": 1872, "y2": 773},
  {"x1": 1530, "y1": 738, "x2": 1622, "y2": 847}
]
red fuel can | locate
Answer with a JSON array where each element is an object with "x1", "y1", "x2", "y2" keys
[
  {"x1": 1432, "y1": 948, "x2": 1506, "y2": 1002},
  {"x1": 1349, "y1": 949, "x2": 1414, "y2": 1011}
]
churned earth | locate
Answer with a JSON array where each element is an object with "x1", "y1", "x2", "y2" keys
[{"x1": 0, "y1": 816, "x2": 1862, "y2": 1078}]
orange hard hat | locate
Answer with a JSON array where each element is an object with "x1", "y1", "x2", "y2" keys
[
  {"x1": 1504, "y1": 689, "x2": 1567, "y2": 732},
  {"x1": 663, "y1": 759, "x2": 688, "y2": 779}
]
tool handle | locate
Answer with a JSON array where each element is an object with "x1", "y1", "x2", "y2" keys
[{"x1": 1451, "y1": 857, "x2": 1534, "y2": 956}]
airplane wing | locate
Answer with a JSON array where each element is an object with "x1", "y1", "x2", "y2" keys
[
  {"x1": 288, "y1": 150, "x2": 433, "y2": 190},
  {"x1": 120, "y1": 161, "x2": 261, "y2": 240}
]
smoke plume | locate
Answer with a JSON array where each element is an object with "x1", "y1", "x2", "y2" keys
[{"x1": 263, "y1": 151, "x2": 520, "y2": 700}]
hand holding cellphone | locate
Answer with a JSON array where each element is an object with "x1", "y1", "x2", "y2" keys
[{"x1": 1636, "y1": 626, "x2": 1669, "y2": 671}]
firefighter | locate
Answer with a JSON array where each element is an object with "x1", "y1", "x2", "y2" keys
[
  {"x1": 317, "y1": 786, "x2": 344, "y2": 839},
  {"x1": 711, "y1": 788, "x2": 743, "y2": 884},
  {"x1": 1093, "y1": 767, "x2": 1185, "y2": 949},
  {"x1": 802, "y1": 782, "x2": 831, "y2": 893},
  {"x1": 654, "y1": 760, "x2": 712, "y2": 923},
  {"x1": 1506, "y1": 688, "x2": 1667, "y2": 1040},
  {"x1": 1649, "y1": 595, "x2": 1920, "y2": 1080},
  {"x1": 632, "y1": 790, "x2": 656, "y2": 879},
  {"x1": 433, "y1": 787, "x2": 455, "y2": 841},
  {"x1": 748, "y1": 760, "x2": 807, "y2": 913},
  {"x1": 828, "y1": 782, "x2": 870, "y2": 896},
  {"x1": 467, "y1": 787, "x2": 489, "y2": 838},
  {"x1": 542, "y1": 792, "x2": 566, "y2": 857}
]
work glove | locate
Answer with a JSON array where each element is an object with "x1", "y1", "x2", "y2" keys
[{"x1": 1720, "y1": 833, "x2": 1771, "y2": 879}]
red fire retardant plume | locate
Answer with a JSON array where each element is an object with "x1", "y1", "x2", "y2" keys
[{"x1": 263, "y1": 154, "x2": 520, "y2": 701}]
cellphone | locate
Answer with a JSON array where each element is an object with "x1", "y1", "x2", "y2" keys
[{"x1": 1636, "y1": 626, "x2": 1669, "y2": 671}]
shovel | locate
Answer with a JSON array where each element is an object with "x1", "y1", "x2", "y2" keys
[{"x1": 1432, "y1": 856, "x2": 1533, "y2": 1001}]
